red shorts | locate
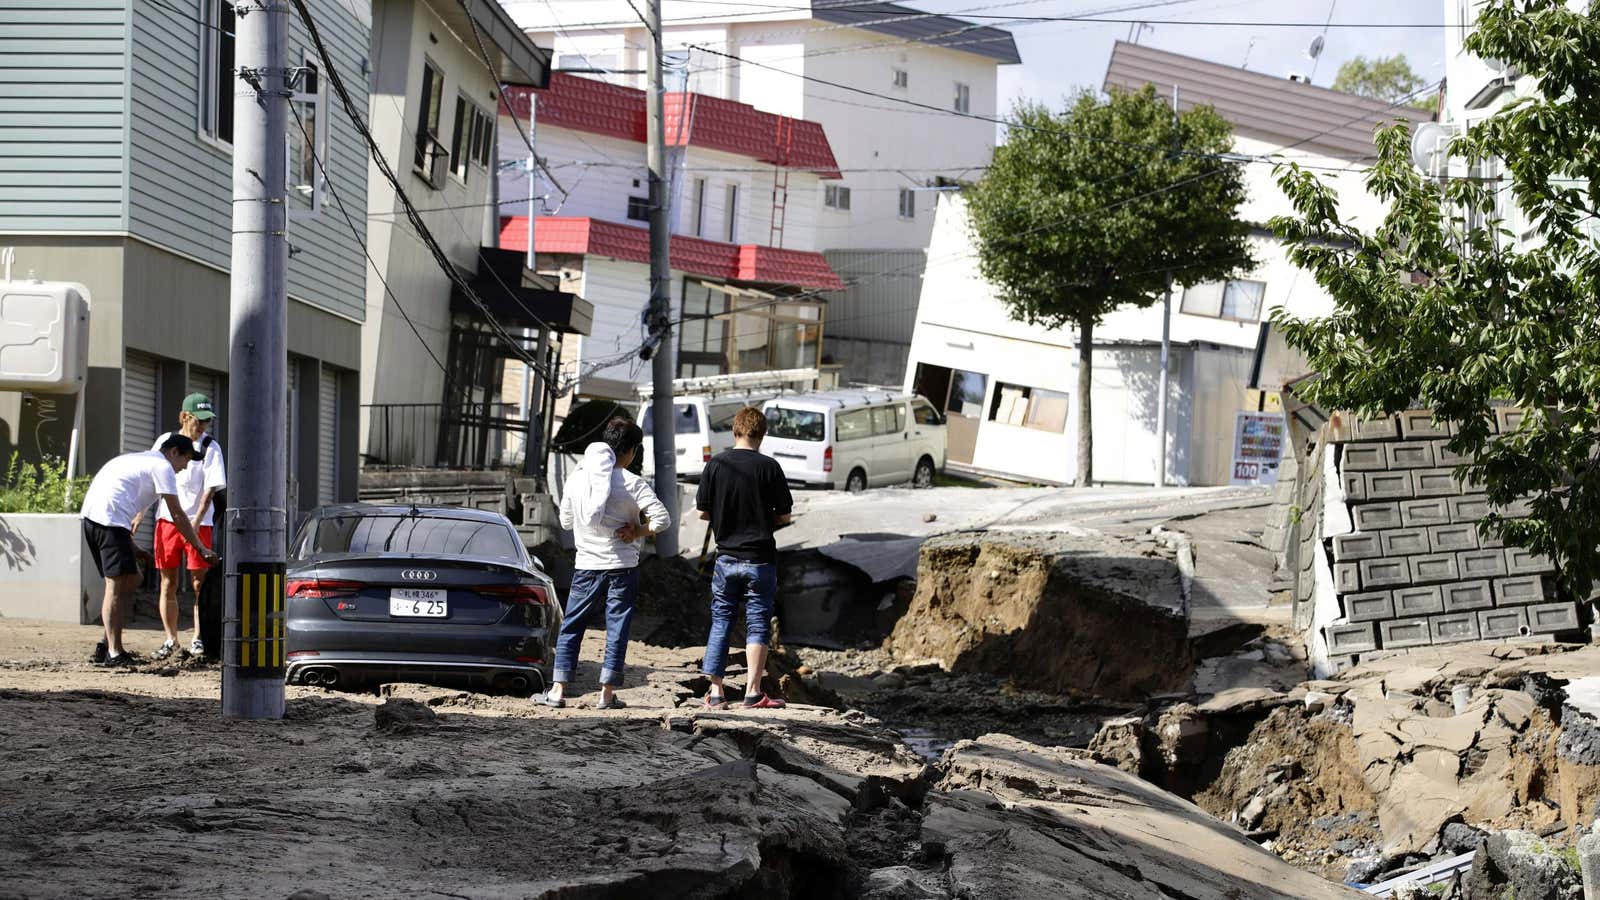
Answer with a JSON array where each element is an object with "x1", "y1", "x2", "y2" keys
[{"x1": 155, "y1": 520, "x2": 214, "y2": 571}]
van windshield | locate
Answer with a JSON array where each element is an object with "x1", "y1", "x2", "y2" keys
[
  {"x1": 641, "y1": 403, "x2": 701, "y2": 435},
  {"x1": 767, "y1": 407, "x2": 825, "y2": 442}
]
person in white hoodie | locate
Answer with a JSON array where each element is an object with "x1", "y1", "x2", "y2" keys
[{"x1": 541, "y1": 417, "x2": 670, "y2": 710}]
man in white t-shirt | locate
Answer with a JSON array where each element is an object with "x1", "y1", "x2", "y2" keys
[
  {"x1": 80, "y1": 434, "x2": 216, "y2": 667},
  {"x1": 133, "y1": 392, "x2": 226, "y2": 660}
]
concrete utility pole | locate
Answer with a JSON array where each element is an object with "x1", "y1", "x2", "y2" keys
[
  {"x1": 644, "y1": 0, "x2": 681, "y2": 556},
  {"x1": 1154, "y1": 84, "x2": 1178, "y2": 489},
  {"x1": 224, "y1": 0, "x2": 289, "y2": 719}
]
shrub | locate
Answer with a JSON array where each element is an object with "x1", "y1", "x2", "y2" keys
[{"x1": 0, "y1": 453, "x2": 90, "y2": 514}]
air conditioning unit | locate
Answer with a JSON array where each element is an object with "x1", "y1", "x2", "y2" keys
[{"x1": 427, "y1": 147, "x2": 448, "y2": 190}]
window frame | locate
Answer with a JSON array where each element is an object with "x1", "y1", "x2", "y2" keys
[
  {"x1": 824, "y1": 184, "x2": 851, "y2": 210},
  {"x1": 953, "y1": 81, "x2": 970, "y2": 113},
  {"x1": 197, "y1": 0, "x2": 236, "y2": 152},
  {"x1": 627, "y1": 195, "x2": 650, "y2": 222},
  {"x1": 690, "y1": 177, "x2": 707, "y2": 236},
  {"x1": 987, "y1": 382, "x2": 1068, "y2": 434},
  {"x1": 892, "y1": 67, "x2": 908, "y2": 89},
  {"x1": 1181, "y1": 278, "x2": 1267, "y2": 322},
  {"x1": 897, "y1": 187, "x2": 916, "y2": 220},
  {"x1": 835, "y1": 408, "x2": 873, "y2": 443},
  {"x1": 724, "y1": 183, "x2": 739, "y2": 242},
  {"x1": 414, "y1": 58, "x2": 446, "y2": 179},
  {"x1": 287, "y1": 51, "x2": 326, "y2": 216},
  {"x1": 449, "y1": 93, "x2": 473, "y2": 183}
]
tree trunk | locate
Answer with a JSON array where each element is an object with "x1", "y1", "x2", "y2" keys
[{"x1": 1077, "y1": 314, "x2": 1094, "y2": 488}]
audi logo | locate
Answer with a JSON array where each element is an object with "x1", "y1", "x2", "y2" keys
[{"x1": 401, "y1": 570, "x2": 438, "y2": 582}]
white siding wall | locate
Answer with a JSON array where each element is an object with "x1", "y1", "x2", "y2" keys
[{"x1": 578, "y1": 257, "x2": 654, "y2": 373}]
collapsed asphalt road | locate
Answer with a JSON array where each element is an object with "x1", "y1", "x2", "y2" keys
[{"x1": 0, "y1": 621, "x2": 1355, "y2": 900}]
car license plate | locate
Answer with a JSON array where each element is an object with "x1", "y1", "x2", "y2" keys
[{"x1": 390, "y1": 588, "x2": 448, "y2": 618}]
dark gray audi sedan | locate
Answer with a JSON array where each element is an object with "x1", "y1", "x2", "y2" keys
[{"x1": 285, "y1": 504, "x2": 558, "y2": 695}]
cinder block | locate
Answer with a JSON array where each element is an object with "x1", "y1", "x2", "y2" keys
[
  {"x1": 1428, "y1": 524, "x2": 1479, "y2": 553},
  {"x1": 1409, "y1": 553, "x2": 1461, "y2": 584},
  {"x1": 1387, "y1": 442, "x2": 1437, "y2": 469},
  {"x1": 1332, "y1": 533, "x2": 1383, "y2": 562},
  {"x1": 1361, "y1": 557, "x2": 1412, "y2": 589},
  {"x1": 1352, "y1": 502, "x2": 1404, "y2": 531},
  {"x1": 1441, "y1": 580, "x2": 1494, "y2": 612},
  {"x1": 1364, "y1": 471, "x2": 1415, "y2": 501},
  {"x1": 1341, "y1": 471, "x2": 1367, "y2": 502},
  {"x1": 1329, "y1": 655, "x2": 1359, "y2": 675},
  {"x1": 1333, "y1": 562, "x2": 1361, "y2": 594},
  {"x1": 1345, "y1": 590, "x2": 1395, "y2": 622},
  {"x1": 1478, "y1": 607, "x2": 1530, "y2": 639},
  {"x1": 1393, "y1": 585, "x2": 1445, "y2": 616},
  {"x1": 1494, "y1": 497, "x2": 1535, "y2": 519},
  {"x1": 1527, "y1": 601, "x2": 1580, "y2": 634},
  {"x1": 1495, "y1": 407, "x2": 1526, "y2": 433},
  {"x1": 1430, "y1": 612, "x2": 1482, "y2": 645},
  {"x1": 1493, "y1": 575, "x2": 1547, "y2": 606},
  {"x1": 1354, "y1": 415, "x2": 1399, "y2": 441},
  {"x1": 1381, "y1": 617, "x2": 1433, "y2": 649},
  {"x1": 1401, "y1": 498, "x2": 1452, "y2": 528},
  {"x1": 1458, "y1": 549, "x2": 1509, "y2": 579},
  {"x1": 1433, "y1": 439, "x2": 1471, "y2": 466},
  {"x1": 1412, "y1": 469, "x2": 1463, "y2": 498},
  {"x1": 1478, "y1": 526, "x2": 1504, "y2": 549},
  {"x1": 1449, "y1": 494, "x2": 1491, "y2": 523},
  {"x1": 1326, "y1": 622, "x2": 1378, "y2": 654},
  {"x1": 1342, "y1": 444, "x2": 1387, "y2": 471},
  {"x1": 1505, "y1": 547, "x2": 1556, "y2": 575},
  {"x1": 1380, "y1": 528, "x2": 1431, "y2": 557},
  {"x1": 1398, "y1": 410, "x2": 1451, "y2": 440}
]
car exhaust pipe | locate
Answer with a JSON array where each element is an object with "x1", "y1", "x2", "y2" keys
[
  {"x1": 315, "y1": 667, "x2": 339, "y2": 687},
  {"x1": 508, "y1": 675, "x2": 530, "y2": 694},
  {"x1": 301, "y1": 666, "x2": 338, "y2": 687},
  {"x1": 302, "y1": 669, "x2": 321, "y2": 686}
]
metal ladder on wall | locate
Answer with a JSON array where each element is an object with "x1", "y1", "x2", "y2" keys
[{"x1": 767, "y1": 116, "x2": 794, "y2": 248}]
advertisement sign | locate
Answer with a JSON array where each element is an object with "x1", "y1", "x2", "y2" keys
[{"x1": 1230, "y1": 411, "x2": 1287, "y2": 486}]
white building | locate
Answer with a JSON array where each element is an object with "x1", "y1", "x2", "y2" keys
[
  {"x1": 499, "y1": 0, "x2": 1020, "y2": 383},
  {"x1": 904, "y1": 42, "x2": 1432, "y2": 486},
  {"x1": 498, "y1": 73, "x2": 845, "y2": 400}
]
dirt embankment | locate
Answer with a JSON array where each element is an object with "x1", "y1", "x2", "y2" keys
[{"x1": 884, "y1": 530, "x2": 1194, "y2": 701}]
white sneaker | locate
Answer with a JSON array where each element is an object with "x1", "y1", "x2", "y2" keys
[
  {"x1": 152, "y1": 640, "x2": 177, "y2": 661},
  {"x1": 189, "y1": 638, "x2": 205, "y2": 656}
]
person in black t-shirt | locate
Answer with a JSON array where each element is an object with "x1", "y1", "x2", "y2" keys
[{"x1": 695, "y1": 407, "x2": 794, "y2": 709}]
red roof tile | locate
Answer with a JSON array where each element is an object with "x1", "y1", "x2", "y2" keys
[
  {"x1": 502, "y1": 74, "x2": 841, "y2": 178},
  {"x1": 500, "y1": 216, "x2": 845, "y2": 292}
]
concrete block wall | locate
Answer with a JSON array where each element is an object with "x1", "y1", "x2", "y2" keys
[{"x1": 1320, "y1": 410, "x2": 1581, "y2": 662}]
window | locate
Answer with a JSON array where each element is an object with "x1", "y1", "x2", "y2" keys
[
  {"x1": 199, "y1": 0, "x2": 236, "y2": 145},
  {"x1": 304, "y1": 512, "x2": 523, "y2": 563},
  {"x1": 449, "y1": 95, "x2": 471, "y2": 181},
  {"x1": 288, "y1": 56, "x2": 325, "y2": 212},
  {"x1": 824, "y1": 184, "x2": 851, "y2": 210},
  {"x1": 724, "y1": 184, "x2": 739, "y2": 241},
  {"x1": 708, "y1": 402, "x2": 748, "y2": 434},
  {"x1": 871, "y1": 404, "x2": 903, "y2": 437},
  {"x1": 414, "y1": 60, "x2": 444, "y2": 175},
  {"x1": 947, "y1": 370, "x2": 988, "y2": 417},
  {"x1": 1181, "y1": 279, "x2": 1266, "y2": 321},
  {"x1": 892, "y1": 67, "x2": 908, "y2": 88},
  {"x1": 912, "y1": 400, "x2": 942, "y2": 427},
  {"x1": 988, "y1": 383, "x2": 1068, "y2": 433},
  {"x1": 767, "y1": 407, "x2": 825, "y2": 442},
  {"x1": 472, "y1": 108, "x2": 493, "y2": 167},
  {"x1": 690, "y1": 178, "x2": 707, "y2": 236},
  {"x1": 898, "y1": 187, "x2": 916, "y2": 219},
  {"x1": 627, "y1": 195, "x2": 650, "y2": 222},
  {"x1": 954, "y1": 82, "x2": 970, "y2": 113},
  {"x1": 836, "y1": 408, "x2": 872, "y2": 442}
]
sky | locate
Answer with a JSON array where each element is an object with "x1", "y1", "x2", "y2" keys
[{"x1": 905, "y1": 0, "x2": 1449, "y2": 115}]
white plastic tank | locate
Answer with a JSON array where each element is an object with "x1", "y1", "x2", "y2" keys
[{"x1": 0, "y1": 278, "x2": 91, "y2": 394}]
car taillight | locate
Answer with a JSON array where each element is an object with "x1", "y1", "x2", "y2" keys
[
  {"x1": 703, "y1": 445, "x2": 712, "y2": 462},
  {"x1": 823, "y1": 445, "x2": 833, "y2": 473},
  {"x1": 287, "y1": 651, "x2": 320, "y2": 659},
  {"x1": 286, "y1": 578, "x2": 361, "y2": 598},
  {"x1": 476, "y1": 584, "x2": 549, "y2": 605}
]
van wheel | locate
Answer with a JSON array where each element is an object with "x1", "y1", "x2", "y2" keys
[
  {"x1": 913, "y1": 457, "x2": 936, "y2": 489},
  {"x1": 846, "y1": 469, "x2": 868, "y2": 493}
]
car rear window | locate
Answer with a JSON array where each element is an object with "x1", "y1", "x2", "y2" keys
[
  {"x1": 641, "y1": 403, "x2": 701, "y2": 435},
  {"x1": 302, "y1": 513, "x2": 523, "y2": 563},
  {"x1": 767, "y1": 407, "x2": 825, "y2": 442}
]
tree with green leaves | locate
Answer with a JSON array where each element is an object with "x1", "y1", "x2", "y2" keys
[
  {"x1": 965, "y1": 86, "x2": 1254, "y2": 486},
  {"x1": 1271, "y1": 1, "x2": 1600, "y2": 593},
  {"x1": 1331, "y1": 54, "x2": 1434, "y2": 109}
]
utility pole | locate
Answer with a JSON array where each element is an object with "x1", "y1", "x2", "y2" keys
[
  {"x1": 644, "y1": 0, "x2": 681, "y2": 556},
  {"x1": 1154, "y1": 84, "x2": 1177, "y2": 490},
  {"x1": 224, "y1": 0, "x2": 289, "y2": 719}
]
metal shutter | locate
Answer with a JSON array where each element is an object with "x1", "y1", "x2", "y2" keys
[
  {"x1": 287, "y1": 360, "x2": 300, "y2": 509},
  {"x1": 188, "y1": 366, "x2": 226, "y2": 446},
  {"x1": 317, "y1": 365, "x2": 338, "y2": 505},
  {"x1": 123, "y1": 350, "x2": 161, "y2": 548}
]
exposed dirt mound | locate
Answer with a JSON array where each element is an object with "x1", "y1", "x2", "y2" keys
[{"x1": 885, "y1": 530, "x2": 1192, "y2": 701}]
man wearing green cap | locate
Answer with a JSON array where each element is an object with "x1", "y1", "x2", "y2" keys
[{"x1": 133, "y1": 392, "x2": 227, "y2": 659}]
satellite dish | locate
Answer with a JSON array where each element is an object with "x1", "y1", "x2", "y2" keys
[
  {"x1": 1483, "y1": 56, "x2": 1507, "y2": 74},
  {"x1": 1410, "y1": 122, "x2": 1451, "y2": 173},
  {"x1": 1307, "y1": 34, "x2": 1325, "y2": 60}
]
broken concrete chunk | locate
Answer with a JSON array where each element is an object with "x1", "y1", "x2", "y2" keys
[{"x1": 1462, "y1": 829, "x2": 1581, "y2": 900}]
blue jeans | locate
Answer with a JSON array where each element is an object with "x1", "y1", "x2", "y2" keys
[
  {"x1": 554, "y1": 568, "x2": 639, "y2": 686},
  {"x1": 702, "y1": 555, "x2": 777, "y2": 678}
]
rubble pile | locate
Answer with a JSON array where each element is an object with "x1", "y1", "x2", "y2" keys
[{"x1": 885, "y1": 530, "x2": 1193, "y2": 701}]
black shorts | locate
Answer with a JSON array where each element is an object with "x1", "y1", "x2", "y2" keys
[{"x1": 83, "y1": 519, "x2": 139, "y2": 579}]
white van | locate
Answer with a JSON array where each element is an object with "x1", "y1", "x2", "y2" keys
[
  {"x1": 639, "y1": 395, "x2": 768, "y2": 481},
  {"x1": 760, "y1": 390, "x2": 947, "y2": 492}
]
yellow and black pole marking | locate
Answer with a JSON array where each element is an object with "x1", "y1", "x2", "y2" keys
[{"x1": 236, "y1": 562, "x2": 286, "y2": 675}]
